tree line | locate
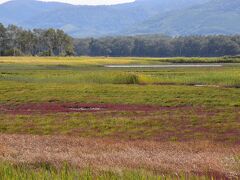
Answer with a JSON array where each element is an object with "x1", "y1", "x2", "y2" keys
[
  {"x1": 0, "y1": 23, "x2": 74, "y2": 56},
  {"x1": 75, "y1": 35, "x2": 240, "y2": 57},
  {"x1": 1, "y1": 23, "x2": 240, "y2": 57}
]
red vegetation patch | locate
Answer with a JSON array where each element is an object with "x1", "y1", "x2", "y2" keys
[{"x1": 0, "y1": 103, "x2": 192, "y2": 114}]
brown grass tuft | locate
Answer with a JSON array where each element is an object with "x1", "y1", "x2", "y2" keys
[{"x1": 0, "y1": 134, "x2": 239, "y2": 178}]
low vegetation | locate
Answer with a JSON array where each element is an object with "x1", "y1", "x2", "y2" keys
[
  {"x1": 0, "y1": 106, "x2": 239, "y2": 143},
  {"x1": 0, "y1": 57, "x2": 239, "y2": 178},
  {"x1": 0, "y1": 162, "x2": 224, "y2": 180},
  {"x1": 0, "y1": 134, "x2": 239, "y2": 179}
]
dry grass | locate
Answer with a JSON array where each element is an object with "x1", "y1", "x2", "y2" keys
[{"x1": 0, "y1": 134, "x2": 239, "y2": 178}]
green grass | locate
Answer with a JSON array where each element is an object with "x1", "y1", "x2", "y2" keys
[
  {"x1": 1, "y1": 67, "x2": 240, "y2": 87},
  {"x1": 0, "y1": 71, "x2": 141, "y2": 84},
  {"x1": 0, "y1": 57, "x2": 239, "y2": 178},
  {"x1": 1, "y1": 81, "x2": 240, "y2": 107},
  {"x1": 0, "y1": 107, "x2": 239, "y2": 142},
  {"x1": 1, "y1": 57, "x2": 240, "y2": 87},
  {"x1": 0, "y1": 57, "x2": 240, "y2": 140},
  {"x1": 0, "y1": 162, "x2": 221, "y2": 180},
  {"x1": 142, "y1": 67, "x2": 240, "y2": 87}
]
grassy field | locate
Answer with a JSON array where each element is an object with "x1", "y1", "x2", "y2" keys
[
  {"x1": 0, "y1": 56, "x2": 240, "y2": 179},
  {"x1": 0, "y1": 162, "x2": 221, "y2": 180}
]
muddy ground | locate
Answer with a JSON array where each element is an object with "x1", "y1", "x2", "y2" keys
[{"x1": 0, "y1": 103, "x2": 193, "y2": 114}]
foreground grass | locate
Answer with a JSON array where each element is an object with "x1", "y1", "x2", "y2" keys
[
  {"x1": 0, "y1": 162, "x2": 219, "y2": 180},
  {"x1": 0, "y1": 134, "x2": 239, "y2": 179}
]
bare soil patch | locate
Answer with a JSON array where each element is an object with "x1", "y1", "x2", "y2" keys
[
  {"x1": 0, "y1": 134, "x2": 239, "y2": 179},
  {"x1": 0, "y1": 103, "x2": 192, "y2": 114}
]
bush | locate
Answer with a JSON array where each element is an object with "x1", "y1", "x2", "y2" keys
[
  {"x1": 1, "y1": 49, "x2": 23, "y2": 56},
  {"x1": 38, "y1": 50, "x2": 53, "y2": 57}
]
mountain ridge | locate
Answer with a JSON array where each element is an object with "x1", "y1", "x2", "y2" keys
[
  {"x1": 128, "y1": 0, "x2": 240, "y2": 36},
  {"x1": 0, "y1": 0, "x2": 239, "y2": 37}
]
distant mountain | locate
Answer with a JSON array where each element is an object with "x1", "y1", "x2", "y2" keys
[
  {"x1": 0, "y1": 0, "x2": 71, "y2": 24},
  {"x1": 129, "y1": 0, "x2": 240, "y2": 35},
  {"x1": 0, "y1": 0, "x2": 239, "y2": 37}
]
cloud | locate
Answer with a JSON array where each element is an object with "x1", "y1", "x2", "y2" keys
[
  {"x1": 0, "y1": 0, "x2": 135, "y2": 5},
  {"x1": 0, "y1": 0, "x2": 9, "y2": 3}
]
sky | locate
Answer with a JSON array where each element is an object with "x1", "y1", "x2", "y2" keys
[{"x1": 0, "y1": 0, "x2": 135, "y2": 5}]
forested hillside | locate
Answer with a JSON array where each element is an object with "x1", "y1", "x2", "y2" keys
[
  {"x1": 1, "y1": 23, "x2": 240, "y2": 57},
  {"x1": 1, "y1": 0, "x2": 239, "y2": 37}
]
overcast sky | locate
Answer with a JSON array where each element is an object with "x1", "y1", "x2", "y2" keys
[{"x1": 0, "y1": 0, "x2": 135, "y2": 5}]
